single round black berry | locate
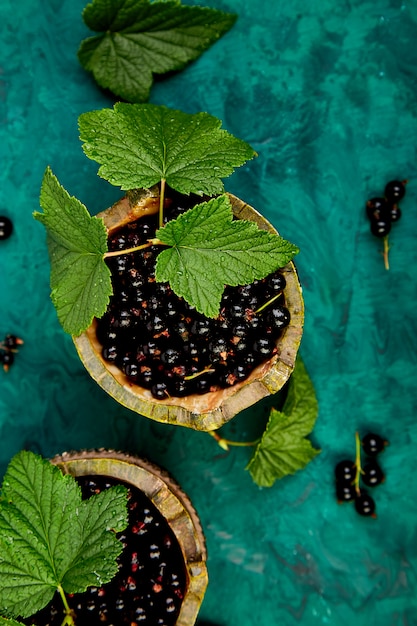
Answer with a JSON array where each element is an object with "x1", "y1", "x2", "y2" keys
[
  {"x1": 384, "y1": 179, "x2": 407, "y2": 203},
  {"x1": 0, "y1": 216, "x2": 13, "y2": 240},
  {"x1": 370, "y1": 218, "x2": 391, "y2": 238},
  {"x1": 4, "y1": 334, "x2": 23, "y2": 349},
  {"x1": 335, "y1": 460, "x2": 356, "y2": 484},
  {"x1": 389, "y1": 205, "x2": 402, "y2": 222},
  {"x1": 336, "y1": 482, "x2": 357, "y2": 503},
  {"x1": 354, "y1": 490, "x2": 376, "y2": 517},
  {"x1": 361, "y1": 433, "x2": 387, "y2": 456},
  {"x1": 362, "y1": 459, "x2": 384, "y2": 487},
  {"x1": 366, "y1": 197, "x2": 390, "y2": 222}
]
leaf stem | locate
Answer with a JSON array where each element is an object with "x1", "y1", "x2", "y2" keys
[
  {"x1": 159, "y1": 178, "x2": 166, "y2": 229},
  {"x1": 382, "y1": 235, "x2": 390, "y2": 270},
  {"x1": 103, "y1": 238, "x2": 163, "y2": 258},
  {"x1": 57, "y1": 585, "x2": 75, "y2": 626},
  {"x1": 208, "y1": 430, "x2": 260, "y2": 451},
  {"x1": 354, "y1": 431, "x2": 363, "y2": 496}
]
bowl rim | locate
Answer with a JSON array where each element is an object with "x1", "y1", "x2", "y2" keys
[
  {"x1": 51, "y1": 449, "x2": 208, "y2": 626},
  {"x1": 73, "y1": 189, "x2": 304, "y2": 431}
]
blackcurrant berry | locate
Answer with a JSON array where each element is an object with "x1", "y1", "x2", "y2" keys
[
  {"x1": 0, "y1": 216, "x2": 13, "y2": 240},
  {"x1": 266, "y1": 306, "x2": 291, "y2": 330},
  {"x1": 354, "y1": 490, "x2": 376, "y2": 517},
  {"x1": 366, "y1": 197, "x2": 390, "y2": 222},
  {"x1": 361, "y1": 433, "x2": 387, "y2": 456},
  {"x1": 362, "y1": 459, "x2": 384, "y2": 487},
  {"x1": 389, "y1": 205, "x2": 402, "y2": 222},
  {"x1": 384, "y1": 179, "x2": 407, "y2": 203},
  {"x1": 151, "y1": 381, "x2": 169, "y2": 399},
  {"x1": 370, "y1": 218, "x2": 391, "y2": 238},
  {"x1": 253, "y1": 336, "x2": 275, "y2": 356},
  {"x1": 266, "y1": 273, "x2": 286, "y2": 294},
  {"x1": 1, "y1": 351, "x2": 14, "y2": 371},
  {"x1": 334, "y1": 460, "x2": 356, "y2": 484},
  {"x1": 336, "y1": 483, "x2": 357, "y2": 503},
  {"x1": 4, "y1": 334, "x2": 23, "y2": 349}
]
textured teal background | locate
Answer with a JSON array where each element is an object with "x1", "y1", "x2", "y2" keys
[{"x1": 1, "y1": 1, "x2": 417, "y2": 625}]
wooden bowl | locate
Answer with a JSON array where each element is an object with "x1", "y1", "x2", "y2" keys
[
  {"x1": 51, "y1": 449, "x2": 208, "y2": 626},
  {"x1": 73, "y1": 188, "x2": 304, "y2": 431}
]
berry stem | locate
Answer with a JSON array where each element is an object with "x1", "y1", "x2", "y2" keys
[
  {"x1": 354, "y1": 431, "x2": 363, "y2": 496},
  {"x1": 184, "y1": 366, "x2": 216, "y2": 381},
  {"x1": 103, "y1": 238, "x2": 163, "y2": 258},
  {"x1": 209, "y1": 430, "x2": 260, "y2": 451},
  {"x1": 255, "y1": 292, "x2": 282, "y2": 314},
  {"x1": 382, "y1": 235, "x2": 390, "y2": 271},
  {"x1": 57, "y1": 584, "x2": 75, "y2": 626},
  {"x1": 159, "y1": 178, "x2": 166, "y2": 229}
]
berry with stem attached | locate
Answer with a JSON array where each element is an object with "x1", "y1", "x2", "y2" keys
[
  {"x1": 384, "y1": 179, "x2": 407, "y2": 203},
  {"x1": 365, "y1": 178, "x2": 408, "y2": 270},
  {"x1": 362, "y1": 459, "x2": 385, "y2": 487},
  {"x1": 354, "y1": 490, "x2": 376, "y2": 517},
  {"x1": 361, "y1": 432, "x2": 388, "y2": 456}
]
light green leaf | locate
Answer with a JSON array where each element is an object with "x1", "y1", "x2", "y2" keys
[
  {"x1": 0, "y1": 451, "x2": 128, "y2": 620},
  {"x1": 34, "y1": 167, "x2": 112, "y2": 336},
  {"x1": 155, "y1": 194, "x2": 299, "y2": 317},
  {"x1": 279, "y1": 355, "x2": 319, "y2": 438},
  {"x1": 62, "y1": 485, "x2": 128, "y2": 593},
  {"x1": 0, "y1": 617, "x2": 26, "y2": 626},
  {"x1": 247, "y1": 358, "x2": 320, "y2": 487},
  {"x1": 78, "y1": 0, "x2": 236, "y2": 103},
  {"x1": 78, "y1": 103, "x2": 256, "y2": 195}
]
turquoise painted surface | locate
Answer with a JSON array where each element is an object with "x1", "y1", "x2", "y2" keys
[{"x1": 1, "y1": 1, "x2": 417, "y2": 625}]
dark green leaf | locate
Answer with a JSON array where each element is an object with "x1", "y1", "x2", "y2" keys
[
  {"x1": 34, "y1": 167, "x2": 112, "y2": 336},
  {"x1": 0, "y1": 451, "x2": 128, "y2": 619},
  {"x1": 78, "y1": 0, "x2": 236, "y2": 102},
  {"x1": 78, "y1": 103, "x2": 256, "y2": 195},
  {"x1": 155, "y1": 194, "x2": 299, "y2": 317},
  {"x1": 247, "y1": 358, "x2": 320, "y2": 487}
]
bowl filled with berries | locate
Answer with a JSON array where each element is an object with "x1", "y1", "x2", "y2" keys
[
  {"x1": 35, "y1": 103, "x2": 304, "y2": 431},
  {"x1": 0, "y1": 449, "x2": 208, "y2": 626}
]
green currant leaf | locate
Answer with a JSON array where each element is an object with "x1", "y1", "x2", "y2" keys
[
  {"x1": 155, "y1": 194, "x2": 299, "y2": 317},
  {"x1": 0, "y1": 451, "x2": 128, "y2": 620},
  {"x1": 78, "y1": 0, "x2": 236, "y2": 103},
  {"x1": 247, "y1": 358, "x2": 320, "y2": 487},
  {"x1": 78, "y1": 103, "x2": 256, "y2": 195},
  {"x1": 0, "y1": 618, "x2": 26, "y2": 626},
  {"x1": 34, "y1": 167, "x2": 112, "y2": 336}
]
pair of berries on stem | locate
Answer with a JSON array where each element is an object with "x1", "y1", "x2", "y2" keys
[
  {"x1": 335, "y1": 432, "x2": 388, "y2": 517},
  {"x1": 0, "y1": 334, "x2": 24, "y2": 372},
  {"x1": 366, "y1": 179, "x2": 407, "y2": 270}
]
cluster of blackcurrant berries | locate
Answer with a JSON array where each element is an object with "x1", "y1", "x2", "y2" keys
[
  {"x1": 335, "y1": 432, "x2": 388, "y2": 517},
  {"x1": 366, "y1": 179, "x2": 407, "y2": 268},
  {"x1": 96, "y1": 190, "x2": 291, "y2": 400},
  {"x1": 0, "y1": 334, "x2": 24, "y2": 372},
  {"x1": 0, "y1": 215, "x2": 13, "y2": 240}
]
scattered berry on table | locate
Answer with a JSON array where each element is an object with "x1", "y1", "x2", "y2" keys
[
  {"x1": 361, "y1": 459, "x2": 385, "y2": 487},
  {"x1": 0, "y1": 215, "x2": 13, "y2": 240},
  {"x1": 354, "y1": 490, "x2": 376, "y2": 517},
  {"x1": 365, "y1": 178, "x2": 408, "y2": 270},
  {"x1": 0, "y1": 334, "x2": 24, "y2": 372},
  {"x1": 384, "y1": 179, "x2": 407, "y2": 203},
  {"x1": 361, "y1": 432, "x2": 388, "y2": 456},
  {"x1": 334, "y1": 431, "x2": 388, "y2": 518}
]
